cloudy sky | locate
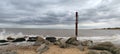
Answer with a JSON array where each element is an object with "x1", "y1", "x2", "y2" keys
[{"x1": 0, "y1": 0, "x2": 120, "y2": 29}]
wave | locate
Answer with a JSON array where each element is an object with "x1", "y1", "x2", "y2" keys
[{"x1": 0, "y1": 29, "x2": 120, "y2": 44}]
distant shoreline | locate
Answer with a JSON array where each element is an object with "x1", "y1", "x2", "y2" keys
[{"x1": 94, "y1": 27, "x2": 120, "y2": 30}]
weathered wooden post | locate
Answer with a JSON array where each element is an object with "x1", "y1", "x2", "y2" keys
[{"x1": 75, "y1": 12, "x2": 78, "y2": 37}]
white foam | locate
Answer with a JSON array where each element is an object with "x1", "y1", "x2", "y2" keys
[{"x1": 0, "y1": 29, "x2": 120, "y2": 44}]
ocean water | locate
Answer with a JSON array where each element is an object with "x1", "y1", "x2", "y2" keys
[{"x1": 0, "y1": 28, "x2": 120, "y2": 44}]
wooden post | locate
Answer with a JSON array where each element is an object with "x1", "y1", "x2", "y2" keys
[{"x1": 75, "y1": 12, "x2": 78, "y2": 37}]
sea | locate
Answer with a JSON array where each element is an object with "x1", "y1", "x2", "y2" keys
[{"x1": 0, "y1": 28, "x2": 120, "y2": 45}]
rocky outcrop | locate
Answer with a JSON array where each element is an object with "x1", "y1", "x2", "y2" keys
[{"x1": 36, "y1": 44, "x2": 49, "y2": 54}]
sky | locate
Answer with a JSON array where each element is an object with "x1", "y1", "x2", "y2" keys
[{"x1": 0, "y1": 0, "x2": 120, "y2": 29}]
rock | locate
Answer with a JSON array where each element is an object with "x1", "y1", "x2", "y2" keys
[
  {"x1": 36, "y1": 44, "x2": 49, "y2": 54},
  {"x1": 27, "y1": 37, "x2": 38, "y2": 42},
  {"x1": 34, "y1": 37, "x2": 51, "y2": 46},
  {"x1": 34, "y1": 37, "x2": 46, "y2": 46},
  {"x1": 109, "y1": 46, "x2": 117, "y2": 53},
  {"x1": 12, "y1": 38, "x2": 26, "y2": 42},
  {"x1": 46, "y1": 37, "x2": 56, "y2": 43},
  {"x1": 7, "y1": 37, "x2": 15, "y2": 41},
  {"x1": 66, "y1": 37, "x2": 80, "y2": 45},
  {"x1": 112, "y1": 47, "x2": 120, "y2": 54},
  {"x1": 89, "y1": 42, "x2": 114, "y2": 50},
  {"x1": 87, "y1": 50, "x2": 100, "y2": 54},
  {"x1": 0, "y1": 50, "x2": 17, "y2": 54},
  {"x1": 0, "y1": 40, "x2": 8, "y2": 43},
  {"x1": 81, "y1": 40, "x2": 93, "y2": 47},
  {"x1": 57, "y1": 38, "x2": 68, "y2": 48},
  {"x1": 100, "y1": 50, "x2": 112, "y2": 54},
  {"x1": 77, "y1": 44, "x2": 84, "y2": 51}
]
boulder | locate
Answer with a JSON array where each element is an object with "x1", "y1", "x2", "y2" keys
[
  {"x1": 81, "y1": 40, "x2": 93, "y2": 47},
  {"x1": 36, "y1": 44, "x2": 49, "y2": 54},
  {"x1": 111, "y1": 47, "x2": 120, "y2": 54},
  {"x1": 34, "y1": 37, "x2": 50, "y2": 46},
  {"x1": 57, "y1": 38, "x2": 68, "y2": 48},
  {"x1": 27, "y1": 37, "x2": 38, "y2": 42},
  {"x1": 89, "y1": 42, "x2": 114, "y2": 50},
  {"x1": 77, "y1": 44, "x2": 84, "y2": 51},
  {"x1": 66, "y1": 37, "x2": 80, "y2": 45},
  {"x1": 12, "y1": 38, "x2": 25, "y2": 42},
  {"x1": 0, "y1": 40, "x2": 8, "y2": 43},
  {"x1": 46, "y1": 37, "x2": 56, "y2": 43},
  {"x1": 87, "y1": 50, "x2": 100, "y2": 54},
  {"x1": 7, "y1": 37, "x2": 15, "y2": 41},
  {"x1": 88, "y1": 42, "x2": 120, "y2": 54},
  {"x1": 34, "y1": 37, "x2": 45, "y2": 46},
  {"x1": 100, "y1": 50, "x2": 112, "y2": 54}
]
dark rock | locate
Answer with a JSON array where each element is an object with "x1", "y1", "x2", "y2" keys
[
  {"x1": 81, "y1": 40, "x2": 93, "y2": 47},
  {"x1": 27, "y1": 37, "x2": 38, "y2": 42},
  {"x1": 0, "y1": 40, "x2": 8, "y2": 43},
  {"x1": 100, "y1": 50, "x2": 112, "y2": 54},
  {"x1": 46, "y1": 37, "x2": 56, "y2": 43},
  {"x1": 36, "y1": 44, "x2": 49, "y2": 54},
  {"x1": 87, "y1": 50, "x2": 100, "y2": 54},
  {"x1": 7, "y1": 37, "x2": 15, "y2": 41},
  {"x1": 12, "y1": 38, "x2": 25, "y2": 42},
  {"x1": 66, "y1": 37, "x2": 80, "y2": 45}
]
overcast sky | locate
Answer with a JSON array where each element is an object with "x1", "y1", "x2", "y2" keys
[{"x1": 0, "y1": 0, "x2": 120, "y2": 29}]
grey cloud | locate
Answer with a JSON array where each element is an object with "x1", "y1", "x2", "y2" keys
[{"x1": 0, "y1": 0, "x2": 120, "y2": 28}]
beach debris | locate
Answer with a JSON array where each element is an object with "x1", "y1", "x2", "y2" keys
[
  {"x1": 46, "y1": 37, "x2": 56, "y2": 43},
  {"x1": 36, "y1": 44, "x2": 49, "y2": 54},
  {"x1": 57, "y1": 38, "x2": 68, "y2": 48},
  {"x1": 81, "y1": 40, "x2": 93, "y2": 47},
  {"x1": 100, "y1": 50, "x2": 112, "y2": 54},
  {"x1": 87, "y1": 50, "x2": 100, "y2": 54},
  {"x1": 66, "y1": 37, "x2": 80, "y2": 46}
]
